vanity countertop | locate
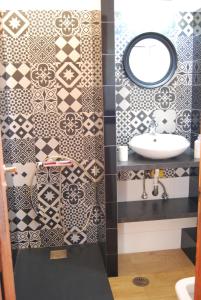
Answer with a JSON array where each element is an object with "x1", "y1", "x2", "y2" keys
[{"x1": 117, "y1": 148, "x2": 199, "y2": 171}]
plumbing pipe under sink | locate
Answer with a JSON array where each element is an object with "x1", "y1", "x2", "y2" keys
[
  {"x1": 175, "y1": 277, "x2": 194, "y2": 300},
  {"x1": 152, "y1": 169, "x2": 159, "y2": 196}
]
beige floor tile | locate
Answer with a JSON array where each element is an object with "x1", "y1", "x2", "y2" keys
[{"x1": 109, "y1": 250, "x2": 195, "y2": 300}]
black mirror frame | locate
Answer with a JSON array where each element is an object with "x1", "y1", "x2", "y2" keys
[{"x1": 123, "y1": 32, "x2": 177, "y2": 89}]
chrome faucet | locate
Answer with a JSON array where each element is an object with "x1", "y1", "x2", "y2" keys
[{"x1": 148, "y1": 119, "x2": 158, "y2": 135}]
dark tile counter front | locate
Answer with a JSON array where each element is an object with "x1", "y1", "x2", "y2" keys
[
  {"x1": 118, "y1": 197, "x2": 198, "y2": 223},
  {"x1": 117, "y1": 148, "x2": 199, "y2": 171}
]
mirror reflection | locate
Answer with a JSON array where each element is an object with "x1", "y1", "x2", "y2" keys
[
  {"x1": 129, "y1": 38, "x2": 171, "y2": 83},
  {"x1": 123, "y1": 32, "x2": 177, "y2": 88}
]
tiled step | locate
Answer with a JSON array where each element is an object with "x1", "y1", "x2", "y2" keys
[{"x1": 181, "y1": 227, "x2": 197, "y2": 264}]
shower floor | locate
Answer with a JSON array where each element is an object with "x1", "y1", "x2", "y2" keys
[
  {"x1": 109, "y1": 249, "x2": 195, "y2": 300},
  {"x1": 14, "y1": 244, "x2": 113, "y2": 300}
]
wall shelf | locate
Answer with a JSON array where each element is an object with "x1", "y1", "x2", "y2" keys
[
  {"x1": 117, "y1": 148, "x2": 199, "y2": 171},
  {"x1": 118, "y1": 197, "x2": 198, "y2": 223}
]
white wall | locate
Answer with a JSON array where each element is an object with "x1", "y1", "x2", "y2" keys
[
  {"x1": 0, "y1": 0, "x2": 100, "y2": 10},
  {"x1": 115, "y1": 0, "x2": 201, "y2": 13},
  {"x1": 117, "y1": 177, "x2": 194, "y2": 202},
  {"x1": 118, "y1": 218, "x2": 197, "y2": 254}
]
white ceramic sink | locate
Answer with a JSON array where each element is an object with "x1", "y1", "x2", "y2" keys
[
  {"x1": 129, "y1": 133, "x2": 190, "y2": 159},
  {"x1": 175, "y1": 277, "x2": 194, "y2": 300}
]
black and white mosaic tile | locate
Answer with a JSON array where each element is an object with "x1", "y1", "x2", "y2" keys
[
  {"x1": 35, "y1": 137, "x2": 60, "y2": 162},
  {"x1": 0, "y1": 89, "x2": 33, "y2": 115},
  {"x1": 1, "y1": 35, "x2": 30, "y2": 63},
  {"x1": 34, "y1": 113, "x2": 59, "y2": 138},
  {"x1": 130, "y1": 110, "x2": 154, "y2": 135},
  {"x1": 40, "y1": 228, "x2": 64, "y2": 247},
  {"x1": 11, "y1": 230, "x2": 41, "y2": 249},
  {"x1": 57, "y1": 87, "x2": 82, "y2": 113},
  {"x1": 118, "y1": 168, "x2": 190, "y2": 181},
  {"x1": 37, "y1": 183, "x2": 62, "y2": 230},
  {"x1": 64, "y1": 226, "x2": 87, "y2": 245},
  {"x1": 30, "y1": 36, "x2": 56, "y2": 64},
  {"x1": 59, "y1": 135, "x2": 83, "y2": 161},
  {"x1": 1, "y1": 114, "x2": 34, "y2": 139},
  {"x1": 31, "y1": 63, "x2": 56, "y2": 89},
  {"x1": 3, "y1": 138, "x2": 35, "y2": 164},
  {"x1": 55, "y1": 35, "x2": 80, "y2": 63},
  {"x1": 7, "y1": 184, "x2": 37, "y2": 210},
  {"x1": 2, "y1": 11, "x2": 29, "y2": 38},
  {"x1": 82, "y1": 113, "x2": 103, "y2": 136},
  {"x1": 0, "y1": 63, "x2": 31, "y2": 89},
  {"x1": 82, "y1": 87, "x2": 103, "y2": 113},
  {"x1": 9, "y1": 209, "x2": 40, "y2": 232},
  {"x1": 1, "y1": 10, "x2": 103, "y2": 249},
  {"x1": 32, "y1": 88, "x2": 57, "y2": 114}
]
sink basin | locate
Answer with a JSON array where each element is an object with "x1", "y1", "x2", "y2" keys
[{"x1": 129, "y1": 133, "x2": 190, "y2": 159}]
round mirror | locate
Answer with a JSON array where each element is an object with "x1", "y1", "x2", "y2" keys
[{"x1": 123, "y1": 32, "x2": 177, "y2": 89}]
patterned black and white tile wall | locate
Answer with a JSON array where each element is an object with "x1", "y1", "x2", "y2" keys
[
  {"x1": 0, "y1": 10, "x2": 105, "y2": 249},
  {"x1": 115, "y1": 10, "x2": 201, "y2": 146}
]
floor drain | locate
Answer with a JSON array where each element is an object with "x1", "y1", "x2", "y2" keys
[
  {"x1": 132, "y1": 277, "x2": 149, "y2": 287},
  {"x1": 50, "y1": 249, "x2": 68, "y2": 260}
]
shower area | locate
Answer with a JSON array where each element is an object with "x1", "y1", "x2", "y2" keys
[{"x1": 0, "y1": 5, "x2": 112, "y2": 300}]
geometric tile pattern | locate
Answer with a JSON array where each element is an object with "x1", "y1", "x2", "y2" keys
[
  {"x1": 1, "y1": 114, "x2": 34, "y2": 139},
  {"x1": 118, "y1": 168, "x2": 190, "y2": 181},
  {"x1": 1, "y1": 35, "x2": 30, "y2": 63},
  {"x1": 32, "y1": 88, "x2": 57, "y2": 113},
  {"x1": 27, "y1": 10, "x2": 56, "y2": 37},
  {"x1": 59, "y1": 113, "x2": 82, "y2": 137},
  {"x1": 176, "y1": 35, "x2": 193, "y2": 62},
  {"x1": 153, "y1": 110, "x2": 176, "y2": 134},
  {"x1": 81, "y1": 34, "x2": 102, "y2": 88},
  {"x1": 9, "y1": 209, "x2": 41, "y2": 232},
  {"x1": 154, "y1": 87, "x2": 176, "y2": 110},
  {"x1": 64, "y1": 226, "x2": 87, "y2": 245},
  {"x1": 56, "y1": 62, "x2": 81, "y2": 89},
  {"x1": 82, "y1": 113, "x2": 103, "y2": 136},
  {"x1": 192, "y1": 12, "x2": 201, "y2": 36},
  {"x1": 34, "y1": 113, "x2": 59, "y2": 138},
  {"x1": 0, "y1": 63, "x2": 31, "y2": 89},
  {"x1": 55, "y1": 36, "x2": 80, "y2": 63},
  {"x1": 30, "y1": 36, "x2": 56, "y2": 64},
  {"x1": 62, "y1": 199, "x2": 87, "y2": 230},
  {"x1": 2, "y1": 11, "x2": 29, "y2": 38},
  {"x1": 177, "y1": 12, "x2": 194, "y2": 37},
  {"x1": 37, "y1": 183, "x2": 62, "y2": 230},
  {"x1": 116, "y1": 111, "x2": 131, "y2": 145},
  {"x1": 57, "y1": 87, "x2": 82, "y2": 113},
  {"x1": 0, "y1": 89, "x2": 33, "y2": 115},
  {"x1": 10, "y1": 230, "x2": 41, "y2": 249},
  {"x1": 130, "y1": 110, "x2": 154, "y2": 135},
  {"x1": 175, "y1": 85, "x2": 192, "y2": 110},
  {"x1": 176, "y1": 110, "x2": 191, "y2": 133},
  {"x1": 7, "y1": 184, "x2": 37, "y2": 210},
  {"x1": 55, "y1": 11, "x2": 81, "y2": 37},
  {"x1": 31, "y1": 63, "x2": 56, "y2": 89},
  {"x1": 40, "y1": 228, "x2": 64, "y2": 247},
  {"x1": 59, "y1": 135, "x2": 83, "y2": 161},
  {"x1": 3, "y1": 138, "x2": 35, "y2": 164},
  {"x1": 82, "y1": 87, "x2": 103, "y2": 112},
  {"x1": 115, "y1": 10, "x2": 201, "y2": 150},
  {"x1": 35, "y1": 138, "x2": 60, "y2": 162},
  {"x1": 1, "y1": 10, "x2": 104, "y2": 249}
]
